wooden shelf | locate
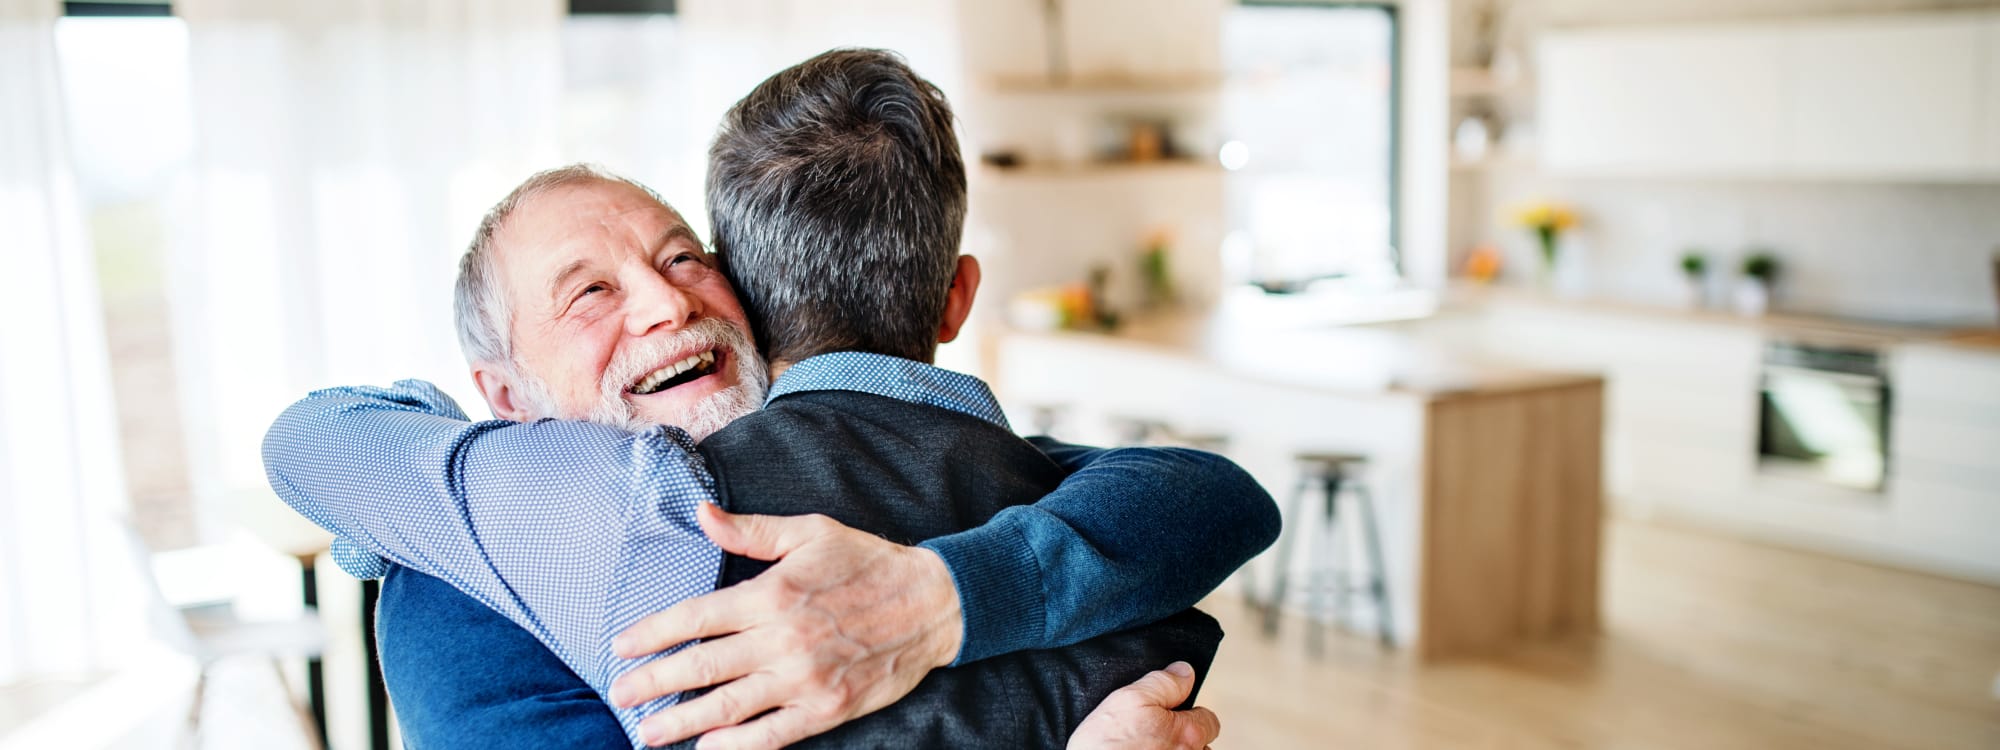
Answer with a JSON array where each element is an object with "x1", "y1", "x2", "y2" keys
[
  {"x1": 975, "y1": 160, "x2": 1225, "y2": 179},
  {"x1": 1449, "y1": 66, "x2": 1533, "y2": 98},
  {"x1": 1449, "y1": 154, "x2": 1535, "y2": 172}
]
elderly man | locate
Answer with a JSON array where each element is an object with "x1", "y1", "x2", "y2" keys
[{"x1": 265, "y1": 49, "x2": 1276, "y2": 749}]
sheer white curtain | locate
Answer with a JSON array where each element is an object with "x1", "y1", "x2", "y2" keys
[
  {"x1": 166, "y1": 0, "x2": 566, "y2": 540},
  {"x1": 0, "y1": 0, "x2": 152, "y2": 684}
]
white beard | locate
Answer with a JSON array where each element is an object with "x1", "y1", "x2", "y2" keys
[{"x1": 508, "y1": 317, "x2": 769, "y2": 442}]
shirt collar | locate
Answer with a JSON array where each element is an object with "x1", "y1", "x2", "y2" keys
[{"x1": 764, "y1": 351, "x2": 1011, "y2": 431}]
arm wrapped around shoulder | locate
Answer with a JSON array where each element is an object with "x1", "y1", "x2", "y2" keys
[{"x1": 664, "y1": 608, "x2": 1224, "y2": 749}]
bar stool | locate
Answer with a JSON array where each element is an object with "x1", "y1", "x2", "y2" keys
[
  {"x1": 1104, "y1": 415, "x2": 1230, "y2": 454},
  {"x1": 1258, "y1": 451, "x2": 1394, "y2": 652},
  {"x1": 1105, "y1": 415, "x2": 1170, "y2": 447},
  {"x1": 1024, "y1": 403, "x2": 1071, "y2": 437}
]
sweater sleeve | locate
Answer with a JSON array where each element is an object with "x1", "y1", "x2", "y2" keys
[{"x1": 920, "y1": 438, "x2": 1280, "y2": 664}]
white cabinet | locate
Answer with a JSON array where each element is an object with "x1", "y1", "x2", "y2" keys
[
  {"x1": 1465, "y1": 295, "x2": 2000, "y2": 583},
  {"x1": 1540, "y1": 29, "x2": 1784, "y2": 176},
  {"x1": 1539, "y1": 12, "x2": 2000, "y2": 181},
  {"x1": 1890, "y1": 345, "x2": 2000, "y2": 562},
  {"x1": 1781, "y1": 17, "x2": 1984, "y2": 177},
  {"x1": 1470, "y1": 304, "x2": 1762, "y2": 516}
]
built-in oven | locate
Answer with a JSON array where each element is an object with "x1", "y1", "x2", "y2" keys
[{"x1": 1757, "y1": 340, "x2": 1891, "y2": 492}]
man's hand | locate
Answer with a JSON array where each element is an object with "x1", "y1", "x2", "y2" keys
[
  {"x1": 1068, "y1": 662, "x2": 1222, "y2": 750},
  {"x1": 608, "y1": 503, "x2": 964, "y2": 749}
]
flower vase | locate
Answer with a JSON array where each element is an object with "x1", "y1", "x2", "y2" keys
[
  {"x1": 1534, "y1": 228, "x2": 1558, "y2": 292},
  {"x1": 1540, "y1": 232, "x2": 1589, "y2": 298},
  {"x1": 1735, "y1": 279, "x2": 1770, "y2": 317}
]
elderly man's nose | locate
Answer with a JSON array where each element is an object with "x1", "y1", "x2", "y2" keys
[{"x1": 626, "y1": 274, "x2": 702, "y2": 337}]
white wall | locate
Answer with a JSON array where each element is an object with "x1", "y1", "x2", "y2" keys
[
  {"x1": 673, "y1": 0, "x2": 966, "y2": 239},
  {"x1": 1485, "y1": 176, "x2": 2000, "y2": 319}
]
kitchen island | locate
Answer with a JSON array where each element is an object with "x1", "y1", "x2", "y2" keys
[{"x1": 990, "y1": 304, "x2": 1605, "y2": 661}]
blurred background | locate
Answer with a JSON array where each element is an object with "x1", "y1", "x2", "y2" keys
[{"x1": 3, "y1": 0, "x2": 1998, "y2": 748}]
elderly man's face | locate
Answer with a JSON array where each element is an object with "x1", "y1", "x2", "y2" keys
[{"x1": 485, "y1": 178, "x2": 765, "y2": 439}]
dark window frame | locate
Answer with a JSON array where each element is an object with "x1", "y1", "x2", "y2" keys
[
  {"x1": 64, "y1": 2, "x2": 171, "y2": 17},
  {"x1": 568, "y1": 0, "x2": 677, "y2": 15}
]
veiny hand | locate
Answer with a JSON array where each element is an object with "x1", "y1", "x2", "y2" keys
[
  {"x1": 1068, "y1": 662, "x2": 1222, "y2": 750},
  {"x1": 608, "y1": 503, "x2": 964, "y2": 749}
]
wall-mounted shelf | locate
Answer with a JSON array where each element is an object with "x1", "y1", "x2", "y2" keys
[
  {"x1": 1449, "y1": 154, "x2": 1535, "y2": 172},
  {"x1": 976, "y1": 160, "x2": 1224, "y2": 179},
  {"x1": 1449, "y1": 66, "x2": 1532, "y2": 98}
]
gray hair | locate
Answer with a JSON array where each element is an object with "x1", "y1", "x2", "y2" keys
[
  {"x1": 454, "y1": 163, "x2": 672, "y2": 366},
  {"x1": 705, "y1": 48, "x2": 967, "y2": 366}
]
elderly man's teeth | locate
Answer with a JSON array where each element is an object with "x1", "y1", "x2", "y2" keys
[{"x1": 633, "y1": 352, "x2": 715, "y2": 395}]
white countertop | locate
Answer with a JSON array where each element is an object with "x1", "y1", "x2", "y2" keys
[
  {"x1": 1445, "y1": 283, "x2": 2000, "y2": 354},
  {"x1": 1000, "y1": 297, "x2": 1601, "y2": 400}
]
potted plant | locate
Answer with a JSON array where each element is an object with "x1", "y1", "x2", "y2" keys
[
  {"x1": 1511, "y1": 200, "x2": 1578, "y2": 291},
  {"x1": 1736, "y1": 251, "x2": 1779, "y2": 317},
  {"x1": 1679, "y1": 250, "x2": 1709, "y2": 309}
]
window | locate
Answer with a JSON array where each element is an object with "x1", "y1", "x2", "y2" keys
[
  {"x1": 62, "y1": 2, "x2": 170, "y2": 17},
  {"x1": 54, "y1": 11, "x2": 198, "y2": 552},
  {"x1": 568, "y1": 0, "x2": 675, "y2": 15},
  {"x1": 1222, "y1": 2, "x2": 1398, "y2": 291}
]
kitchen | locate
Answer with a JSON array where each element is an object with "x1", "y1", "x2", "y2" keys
[
  {"x1": 4, "y1": 0, "x2": 1998, "y2": 748},
  {"x1": 957, "y1": 0, "x2": 2000, "y2": 746}
]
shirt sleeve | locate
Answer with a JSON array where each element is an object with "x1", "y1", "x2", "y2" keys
[
  {"x1": 920, "y1": 439, "x2": 1281, "y2": 665},
  {"x1": 260, "y1": 379, "x2": 720, "y2": 682}
]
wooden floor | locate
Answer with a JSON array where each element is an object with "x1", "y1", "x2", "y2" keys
[{"x1": 1197, "y1": 518, "x2": 2000, "y2": 749}]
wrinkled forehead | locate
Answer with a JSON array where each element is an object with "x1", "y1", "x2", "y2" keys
[{"x1": 491, "y1": 179, "x2": 690, "y2": 301}]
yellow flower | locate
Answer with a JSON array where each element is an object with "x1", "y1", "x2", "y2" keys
[{"x1": 1510, "y1": 201, "x2": 1578, "y2": 232}]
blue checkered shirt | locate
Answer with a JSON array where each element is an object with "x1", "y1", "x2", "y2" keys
[{"x1": 262, "y1": 352, "x2": 1011, "y2": 745}]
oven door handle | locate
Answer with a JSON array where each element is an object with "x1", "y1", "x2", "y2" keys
[{"x1": 1762, "y1": 363, "x2": 1887, "y2": 388}]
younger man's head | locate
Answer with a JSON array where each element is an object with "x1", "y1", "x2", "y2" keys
[{"x1": 706, "y1": 48, "x2": 978, "y2": 372}]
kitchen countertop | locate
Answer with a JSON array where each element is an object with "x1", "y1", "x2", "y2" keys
[
  {"x1": 1445, "y1": 283, "x2": 2000, "y2": 352},
  {"x1": 999, "y1": 303, "x2": 1601, "y2": 400},
  {"x1": 998, "y1": 284, "x2": 1995, "y2": 400}
]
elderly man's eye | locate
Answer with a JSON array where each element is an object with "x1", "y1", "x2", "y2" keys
[{"x1": 580, "y1": 283, "x2": 608, "y2": 297}]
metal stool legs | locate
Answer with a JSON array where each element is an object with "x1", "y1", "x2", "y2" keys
[
  {"x1": 1259, "y1": 457, "x2": 1394, "y2": 650},
  {"x1": 1354, "y1": 482, "x2": 1394, "y2": 648},
  {"x1": 1258, "y1": 469, "x2": 1318, "y2": 636}
]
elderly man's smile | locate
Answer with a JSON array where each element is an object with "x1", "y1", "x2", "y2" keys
[{"x1": 629, "y1": 348, "x2": 721, "y2": 396}]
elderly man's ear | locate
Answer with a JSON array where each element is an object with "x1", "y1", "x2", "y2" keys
[
  {"x1": 471, "y1": 364, "x2": 536, "y2": 422},
  {"x1": 938, "y1": 255, "x2": 981, "y2": 345}
]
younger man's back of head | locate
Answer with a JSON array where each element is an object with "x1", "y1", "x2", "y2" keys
[{"x1": 706, "y1": 48, "x2": 967, "y2": 368}]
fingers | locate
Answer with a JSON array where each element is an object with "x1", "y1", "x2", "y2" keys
[
  {"x1": 636, "y1": 672, "x2": 781, "y2": 748},
  {"x1": 1174, "y1": 706, "x2": 1222, "y2": 749},
  {"x1": 614, "y1": 586, "x2": 760, "y2": 659},
  {"x1": 697, "y1": 503, "x2": 837, "y2": 561},
  {"x1": 611, "y1": 634, "x2": 766, "y2": 708},
  {"x1": 693, "y1": 705, "x2": 831, "y2": 750},
  {"x1": 1111, "y1": 661, "x2": 1198, "y2": 710}
]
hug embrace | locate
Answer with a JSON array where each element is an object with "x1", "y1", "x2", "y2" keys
[{"x1": 264, "y1": 48, "x2": 1279, "y2": 750}]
